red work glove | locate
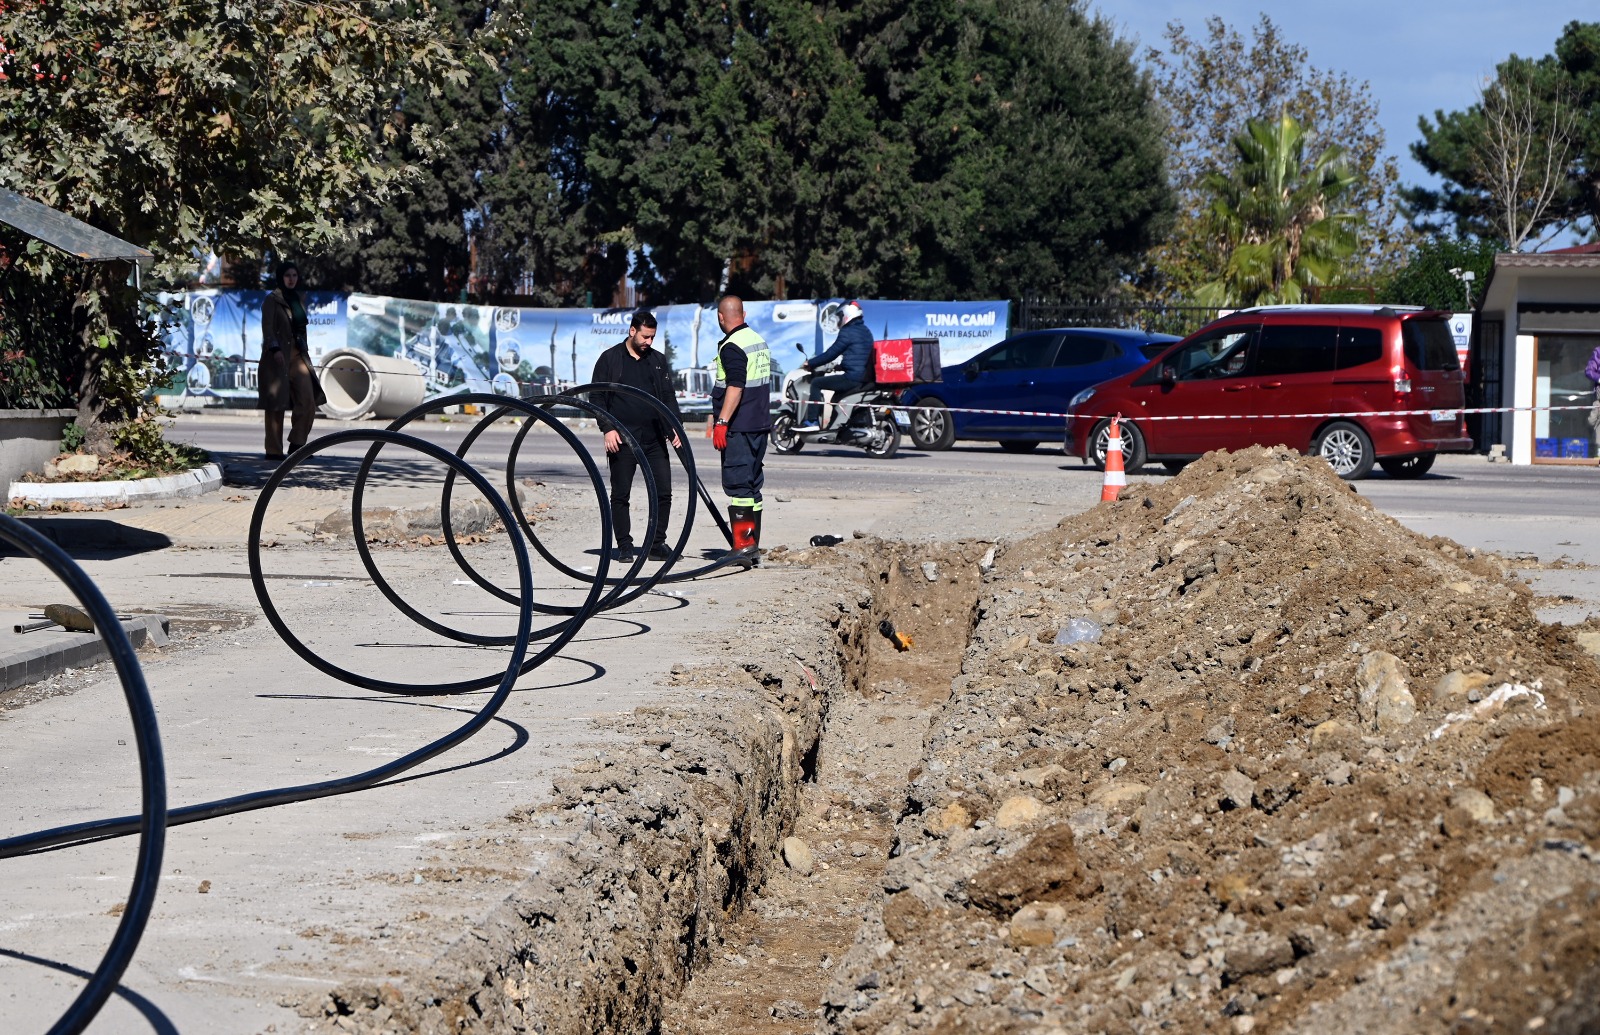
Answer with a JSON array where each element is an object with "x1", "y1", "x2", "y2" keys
[{"x1": 712, "y1": 421, "x2": 728, "y2": 451}]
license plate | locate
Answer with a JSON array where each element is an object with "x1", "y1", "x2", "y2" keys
[
  {"x1": 1429, "y1": 409, "x2": 1457, "y2": 422},
  {"x1": 892, "y1": 411, "x2": 911, "y2": 428}
]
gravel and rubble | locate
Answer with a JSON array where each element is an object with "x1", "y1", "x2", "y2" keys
[{"x1": 821, "y1": 446, "x2": 1600, "y2": 1034}]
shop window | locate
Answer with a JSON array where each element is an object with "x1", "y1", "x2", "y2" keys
[{"x1": 1533, "y1": 335, "x2": 1600, "y2": 462}]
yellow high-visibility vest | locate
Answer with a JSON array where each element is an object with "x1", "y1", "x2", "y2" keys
[{"x1": 714, "y1": 325, "x2": 771, "y2": 389}]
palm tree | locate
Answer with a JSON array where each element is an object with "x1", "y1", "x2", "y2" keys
[{"x1": 1195, "y1": 113, "x2": 1364, "y2": 307}]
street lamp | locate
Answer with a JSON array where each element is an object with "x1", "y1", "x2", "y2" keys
[{"x1": 1448, "y1": 267, "x2": 1477, "y2": 310}]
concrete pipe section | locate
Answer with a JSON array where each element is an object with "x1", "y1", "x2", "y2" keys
[{"x1": 317, "y1": 349, "x2": 425, "y2": 420}]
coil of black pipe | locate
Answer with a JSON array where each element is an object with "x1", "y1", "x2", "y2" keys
[
  {"x1": 0, "y1": 432, "x2": 540, "y2": 854},
  {"x1": 2, "y1": 383, "x2": 754, "y2": 1030},
  {"x1": 0, "y1": 514, "x2": 168, "y2": 1035}
]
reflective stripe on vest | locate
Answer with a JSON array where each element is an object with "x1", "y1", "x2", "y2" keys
[{"x1": 714, "y1": 326, "x2": 771, "y2": 389}]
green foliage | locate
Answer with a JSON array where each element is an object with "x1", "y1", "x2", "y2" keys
[
  {"x1": 60, "y1": 421, "x2": 86, "y2": 452},
  {"x1": 295, "y1": 1, "x2": 525, "y2": 299},
  {"x1": 836, "y1": 0, "x2": 1173, "y2": 300},
  {"x1": 1195, "y1": 114, "x2": 1364, "y2": 307},
  {"x1": 1405, "y1": 21, "x2": 1600, "y2": 245},
  {"x1": 33, "y1": 414, "x2": 206, "y2": 481},
  {"x1": 108, "y1": 413, "x2": 207, "y2": 475},
  {"x1": 1143, "y1": 15, "x2": 1408, "y2": 301},
  {"x1": 0, "y1": 0, "x2": 469, "y2": 420},
  {"x1": 292, "y1": 0, "x2": 1171, "y2": 304},
  {"x1": 0, "y1": 346, "x2": 62, "y2": 409},
  {"x1": 0, "y1": 235, "x2": 77, "y2": 409},
  {"x1": 1376, "y1": 237, "x2": 1500, "y2": 311}
]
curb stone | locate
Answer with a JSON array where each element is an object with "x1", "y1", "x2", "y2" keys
[
  {"x1": 0, "y1": 614, "x2": 170, "y2": 693},
  {"x1": 7, "y1": 462, "x2": 223, "y2": 507}
]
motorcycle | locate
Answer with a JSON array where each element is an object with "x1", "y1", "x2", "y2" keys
[{"x1": 771, "y1": 346, "x2": 906, "y2": 459}]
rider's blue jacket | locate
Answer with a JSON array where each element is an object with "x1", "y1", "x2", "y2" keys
[{"x1": 810, "y1": 318, "x2": 875, "y2": 384}]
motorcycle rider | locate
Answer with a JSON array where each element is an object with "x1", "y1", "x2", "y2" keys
[{"x1": 794, "y1": 300, "x2": 873, "y2": 431}]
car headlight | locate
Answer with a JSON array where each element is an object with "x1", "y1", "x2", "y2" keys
[{"x1": 1068, "y1": 387, "x2": 1095, "y2": 410}]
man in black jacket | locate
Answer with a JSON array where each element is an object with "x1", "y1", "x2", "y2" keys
[{"x1": 592, "y1": 311, "x2": 683, "y2": 562}]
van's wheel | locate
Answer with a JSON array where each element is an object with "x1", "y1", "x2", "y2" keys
[
  {"x1": 771, "y1": 413, "x2": 804, "y2": 454},
  {"x1": 1090, "y1": 420, "x2": 1146, "y2": 473},
  {"x1": 908, "y1": 397, "x2": 954, "y2": 450},
  {"x1": 1314, "y1": 421, "x2": 1375, "y2": 479},
  {"x1": 864, "y1": 416, "x2": 900, "y2": 459},
  {"x1": 1161, "y1": 459, "x2": 1191, "y2": 475},
  {"x1": 1378, "y1": 453, "x2": 1436, "y2": 479},
  {"x1": 999, "y1": 440, "x2": 1039, "y2": 454}
]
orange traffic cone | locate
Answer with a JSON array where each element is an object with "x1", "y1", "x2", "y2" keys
[{"x1": 1101, "y1": 416, "x2": 1126, "y2": 502}]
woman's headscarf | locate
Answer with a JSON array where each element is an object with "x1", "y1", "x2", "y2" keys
[{"x1": 275, "y1": 263, "x2": 305, "y2": 324}]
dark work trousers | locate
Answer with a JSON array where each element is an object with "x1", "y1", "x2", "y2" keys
[
  {"x1": 807, "y1": 374, "x2": 864, "y2": 427},
  {"x1": 721, "y1": 430, "x2": 768, "y2": 511},
  {"x1": 608, "y1": 434, "x2": 672, "y2": 549}
]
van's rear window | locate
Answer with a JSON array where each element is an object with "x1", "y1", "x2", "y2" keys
[{"x1": 1402, "y1": 320, "x2": 1461, "y2": 371}]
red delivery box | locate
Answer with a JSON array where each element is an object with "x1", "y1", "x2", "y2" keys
[{"x1": 874, "y1": 337, "x2": 942, "y2": 385}]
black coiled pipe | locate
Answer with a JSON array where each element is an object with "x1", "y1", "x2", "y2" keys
[
  {"x1": 0, "y1": 514, "x2": 167, "y2": 1035},
  {"x1": 0, "y1": 432, "x2": 537, "y2": 851}
]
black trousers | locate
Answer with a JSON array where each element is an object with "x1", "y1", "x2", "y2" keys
[
  {"x1": 721, "y1": 429, "x2": 767, "y2": 510},
  {"x1": 608, "y1": 434, "x2": 671, "y2": 548}
]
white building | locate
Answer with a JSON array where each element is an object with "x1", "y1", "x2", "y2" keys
[{"x1": 1476, "y1": 245, "x2": 1600, "y2": 466}]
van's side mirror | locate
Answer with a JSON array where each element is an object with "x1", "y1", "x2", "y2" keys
[
  {"x1": 964, "y1": 365, "x2": 980, "y2": 381},
  {"x1": 1159, "y1": 365, "x2": 1177, "y2": 387},
  {"x1": 796, "y1": 344, "x2": 805, "y2": 355}
]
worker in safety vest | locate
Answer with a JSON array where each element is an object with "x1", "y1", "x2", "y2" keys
[{"x1": 710, "y1": 295, "x2": 771, "y2": 565}]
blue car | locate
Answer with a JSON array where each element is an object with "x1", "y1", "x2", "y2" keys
[{"x1": 900, "y1": 327, "x2": 1181, "y2": 452}]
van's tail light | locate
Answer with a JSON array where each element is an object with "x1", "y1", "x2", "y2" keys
[{"x1": 1392, "y1": 365, "x2": 1412, "y2": 394}]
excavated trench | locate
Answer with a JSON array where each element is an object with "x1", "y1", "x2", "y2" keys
[
  {"x1": 299, "y1": 540, "x2": 987, "y2": 1035},
  {"x1": 659, "y1": 542, "x2": 988, "y2": 1034}
]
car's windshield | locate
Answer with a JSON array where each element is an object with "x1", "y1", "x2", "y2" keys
[
  {"x1": 1168, "y1": 328, "x2": 1255, "y2": 380},
  {"x1": 980, "y1": 334, "x2": 1062, "y2": 371}
]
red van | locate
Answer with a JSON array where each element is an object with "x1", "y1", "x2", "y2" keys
[{"x1": 1063, "y1": 305, "x2": 1473, "y2": 479}]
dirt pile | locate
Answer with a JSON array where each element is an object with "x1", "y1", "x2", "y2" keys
[{"x1": 822, "y1": 447, "x2": 1600, "y2": 1034}]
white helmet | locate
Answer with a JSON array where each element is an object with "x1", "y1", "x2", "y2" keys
[{"x1": 838, "y1": 300, "x2": 863, "y2": 325}]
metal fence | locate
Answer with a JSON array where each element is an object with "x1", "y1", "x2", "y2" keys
[{"x1": 1013, "y1": 298, "x2": 1220, "y2": 338}]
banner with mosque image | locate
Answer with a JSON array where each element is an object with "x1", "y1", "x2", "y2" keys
[{"x1": 152, "y1": 291, "x2": 1008, "y2": 407}]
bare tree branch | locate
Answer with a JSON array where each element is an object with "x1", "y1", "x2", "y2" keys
[{"x1": 1473, "y1": 64, "x2": 1577, "y2": 251}]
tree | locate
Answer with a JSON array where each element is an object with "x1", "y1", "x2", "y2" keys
[
  {"x1": 1376, "y1": 236, "x2": 1500, "y2": 311},
  {"x1": 278, "y1": 0, "x2": 1174, "y2": 307},
  {"x1": 293, "y1": 1, "x2": 512, "y2": 300},
  {"x1": 1143, "y1": 14, "x2": 1407, "y2": 301},
  {"x1": 0, "y1": 0, "x2": 465, "y2": 432},
  {"x1": 843, "y1": 0, "x2": 1172, "y2": 299},
  {"x1": 1475, "y1": 65, "x2": 1579, "y2": 251},
  {"x1": 1406, "y1": 22, "x2": 1600, "y2": 247},
  {"x1": 628, "y1": 0, "x2": 1172, "y2": 302},
  {"x1": 1194, "y1": 114, "x2": 1363, "y2": 307}
]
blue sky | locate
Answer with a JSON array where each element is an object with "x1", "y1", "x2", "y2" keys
[{"x1": 1093, "y1": 2, "x2": 1584, "y2": 193}]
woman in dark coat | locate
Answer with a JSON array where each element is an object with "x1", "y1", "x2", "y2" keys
[{"x1": 258, "y1": 263, "x2": 322, "y2": 458}]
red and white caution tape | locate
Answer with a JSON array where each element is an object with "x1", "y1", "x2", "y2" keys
[{"x1": 819, "y1": 399, "x2": 1595, "y2": 422}]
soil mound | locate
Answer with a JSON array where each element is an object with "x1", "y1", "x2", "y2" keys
[{"x1": 824, "y1": 447, "x2": 1600, "y2": 1034}]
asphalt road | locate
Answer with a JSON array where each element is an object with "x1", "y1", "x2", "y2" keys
[{"x1": 167, "y1": 410, "x2": 1599, "y2": 524}]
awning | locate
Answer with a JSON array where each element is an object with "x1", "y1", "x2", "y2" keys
[
  {"x1": 1516, "y1": 303, "x2": 1600, "y2": 335},
  {"x1": 0, "y1": 188, "x2": 154, "y2": 269}
]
